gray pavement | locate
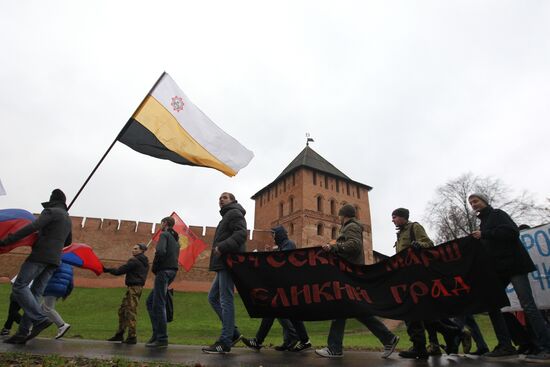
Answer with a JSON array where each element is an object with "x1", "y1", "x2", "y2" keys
[{"x1": 0, "y1": 337, "x2": 535, "y2": 366}]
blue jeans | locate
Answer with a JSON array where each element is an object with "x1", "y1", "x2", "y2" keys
[
  {"x1": 328, "y1": 315, "x2": 395, "y2": 354},
  {"x1": 510, "y1": 273, "x2": 550, "y2": 352},
  {"x1": 13, "y1": 261, "x2": 57, "y2": 335},
  {"x1": 208, "y1": 270, "x2": 240, "y2": 346},
  {"x1": 146, "y1": 269, "x2": 176, "y2": 343}
]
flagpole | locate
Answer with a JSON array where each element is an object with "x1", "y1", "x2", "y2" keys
[{"x1": 67, "y1": 72, "x2": 167, "y2": 211}]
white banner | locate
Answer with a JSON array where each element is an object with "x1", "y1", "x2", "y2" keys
[
  {"x1": 0, "y1": 179, "x2": 5, "y2": 196},
  {"x1": 502, "y1": 223, "x2": 550, "y2": 311}
]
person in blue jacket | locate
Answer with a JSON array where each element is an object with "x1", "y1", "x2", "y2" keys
[{"x1": 42, "y1": 262, "x2": 73, "y2": 339}]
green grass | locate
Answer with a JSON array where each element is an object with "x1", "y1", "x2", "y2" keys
[{"x1": 0, "y1": 284, "x2": 497, "y2": 351}]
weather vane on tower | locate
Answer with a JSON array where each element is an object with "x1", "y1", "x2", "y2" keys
[{"x1": 306, "y1": 133, "x2": 314, "y2": 146}]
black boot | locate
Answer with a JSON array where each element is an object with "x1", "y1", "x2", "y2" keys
[
  {"x1": 399, "y1": 346, "x2": 429, "y2": 360},
  {"x1": 107, "y1": 331, "x2": 124, "y2": 342}
]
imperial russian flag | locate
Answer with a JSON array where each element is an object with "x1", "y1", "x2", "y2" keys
[
  {"x1": 152, "y1": 212, "x2": 208, "y2": 272},
  {"x1": 0, "y1": 209, "x2": 38, "y2": 254},
  {"x1": 117, "y1": 72, "x2": 254, "y2": 177}
]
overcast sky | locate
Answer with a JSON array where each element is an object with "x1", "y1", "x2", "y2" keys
[{"x1": 1, "y1": 0, "x2": 549, "y2": 255}]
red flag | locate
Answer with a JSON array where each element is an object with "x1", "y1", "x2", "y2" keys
[
  {"x1": 152, "y1": 212, "x2": 208, "y2": 272},
  {"x1": 62, "y1": 243, "x2": 103, "y2": 275}
]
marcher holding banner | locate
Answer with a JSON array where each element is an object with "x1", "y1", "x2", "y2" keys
[
  {"x1": 391, "y1": 208, "x2": 460, "y2": 359},
  {"x1": 202, "y1": 192, "x2": 247, "y2": 354},
  {"x1": 469, "y1": 193, "x2": 550, "y2": 361},
  {"x1": 315, "y1": 204, "x2": 399, "y2": 359}
]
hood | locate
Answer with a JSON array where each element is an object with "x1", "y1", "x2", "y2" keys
[
  {"x1": 135, "y1": 252, "x2": 149, "y2": 266},
  {"x1": 271, "y1": 225, "x2": 288, "y2": 246},
  {"x1": 220, "y1": 201, "x2": 246, "y2": 217},
  {"x1": 345, "y1": 218, "x2": 364, "y2": 230},
  {"x1": 41, "y1": 201, "x2": 68, "y2": 210}
]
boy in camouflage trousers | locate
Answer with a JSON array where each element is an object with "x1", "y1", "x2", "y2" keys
[{"x1": 104, "y1": 243, "x2": 149, "y2": 344}]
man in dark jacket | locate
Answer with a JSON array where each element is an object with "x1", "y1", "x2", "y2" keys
[
  {"x1": 145, "y1": 217, "x2": 179, "y2": 348},
  {"x1": 0, "y1": 189, "x2": 72, "y2": 344},
  {"x1": 202, "y1": 192, "x2": 247, "y2": 354},
  {"x1": 469, "y1": 193, "x2": 550, "y2": 361},
  {"x1": 315, "y1": 204, "x2": 399, "y2": 359},
  {"x1": 104, "y1": 243, "x2": 149, "y2": 344},
  {"x1": 242, "y1": 225, "x2": 309, "y2": 352}
]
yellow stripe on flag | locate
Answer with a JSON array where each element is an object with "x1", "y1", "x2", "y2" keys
[{"x1": 132, "y1": 96, "x2": 236, "y2": 176}]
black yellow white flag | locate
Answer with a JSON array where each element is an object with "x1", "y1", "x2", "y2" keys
[{"x1": 118, "y1": 72, "x2": 254, "y2": 176}]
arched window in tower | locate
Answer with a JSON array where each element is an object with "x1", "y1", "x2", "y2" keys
[
  {"x1": 279, "y1": 202, "x2": 284, "y2": 218},
  {"x1": 289, "y1": 222, "x2": 294, "y2": 235},
  {"x1": 357, "y1": 185, "x2": 361, "y2": 199},
  {"x1": 330, "y1": 199, "x2": 336, "y2": 215},
  {"x1": 289, "y1": 196, "x2": 294, "y2": 213},
  {"x1": 331, "y1": 226, "x2": 337, "y2": 239},
  {"x1": 355, "y1": 205, "x2": 360, "y2": 220},
  {"x1": 347, "y1": 182, "x2": 350, "y2": 195},
  {"x1": 316, "y1": 195, "x2": 323, "y2": 212},
  {"x1": 325, "y1": 175, "x2": 329, "y2": 189},
  {"x1": 335, "y1": 180, "x2": 340, "y2": 193},
  {"x1": 317, "y1": 223, "x2": 324, "y2": 236}
]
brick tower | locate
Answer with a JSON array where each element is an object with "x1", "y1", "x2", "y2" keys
[{"x1": 251, "y1": 144, "x2": 374, "y2": 264}]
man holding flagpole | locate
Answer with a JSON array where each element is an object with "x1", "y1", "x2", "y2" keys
[{"x1": 202, "y1": 192, "x2": 247, "y2": 354}]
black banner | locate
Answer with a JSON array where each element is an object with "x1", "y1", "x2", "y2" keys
[{"x1": 225, "y1": 237, "x2": 510, "y2": 321}]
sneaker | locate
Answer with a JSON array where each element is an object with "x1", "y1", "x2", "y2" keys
[
  {"x1": 483, "y1": 345, "x2": 517, "y2": 359},
  {"x1": 202, "y1": 342, "x2": 230, "y2": 354},
  {"x1": 107, "y1": 332, "x2": 124, "y2": 343},
  {"x1": 146, "y1": 340, "x2": 168, "y2": 348},
  {"x1": 55, "y1": 323, "x2": 71, "y2": 339},
  {"x1": 382, "y1": 335, "x2": 399, "y2": 359},
  {"x1": 427, "y1": 342, "x2": 442, "y2": 356},
  {"x1": 231, "y1": 334, "x2": 242, "y2": 347},
  {"x1": 26, "y1": 319, "x2": 53, "y2": 341},
  {"x1": 274, "y1": 340, "x2": 298, "y2": 351},
  {"x1": 461, "y1": 329, "x2": 472, "y2": 354},
  {"x1": 291, "y1": 340, "x2": 312, "y2": 352},
  {"x1": 123, "y1": 336, "x2": 137, "y2": 344},
  {"x1": 399, "y1": 347, "x2": 429, "y2": 360},
  {"x1": 3, "y1": 333, "x2": 27, "y2": 345},
  {"x1": 0, "y1": 328, "x2": 10, "y2": 336},
  {"x1": 242, "y1": 337, "x2": 262, "y2": 351},
  {"x1": 525, "y1": 352, "x2": 550, "y2": 362},
  {"x1": 315, "y1": 347, "x2": 343, "y2": 358},
  {"x1": 468, "y1": 347, "x2": 489, "y2": 356}
]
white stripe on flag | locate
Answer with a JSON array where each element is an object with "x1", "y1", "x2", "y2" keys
[{"x1": 150, "y1": 73, "x2": 254, "y2": 173}]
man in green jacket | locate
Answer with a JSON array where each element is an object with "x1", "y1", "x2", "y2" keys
[
  {"x1": 392, "y1": 208, "x2": 461, "y2": 359},
  {"x1": 315, "y1": 204, "x2": 399, "y2": 359}
]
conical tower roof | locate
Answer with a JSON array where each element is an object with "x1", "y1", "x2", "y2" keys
[{"x1": 251, "y1": 145, "x2": 371, "y2": 199}]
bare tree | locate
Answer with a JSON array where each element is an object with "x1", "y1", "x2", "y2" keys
[{"x1": 424, "y1": 173, "x2": 549, "y2": 243}]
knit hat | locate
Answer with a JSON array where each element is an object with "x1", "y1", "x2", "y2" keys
[
  {"x1": 136, "y1": 243, "x2": 147, "y2": 251},
  {"x1": 338, "y1": 204, "x2": 356, "y2": 218},
  {"x1": 49, "y1": 189, "x2": 66, "y2": 203},
  {"x1": 468, "y1": 193, "x2": 489, "y2": 205},
  {"x1": 392, "y1": 208, "x2": 409, "y2": 219},
  {"x1": 42, "y1": 188, "x2": 67, "y2": 209}
]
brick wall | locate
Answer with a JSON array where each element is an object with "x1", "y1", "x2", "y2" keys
[{"x1": 0, "y1": 216, "x2": 273, "y2": 291}]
